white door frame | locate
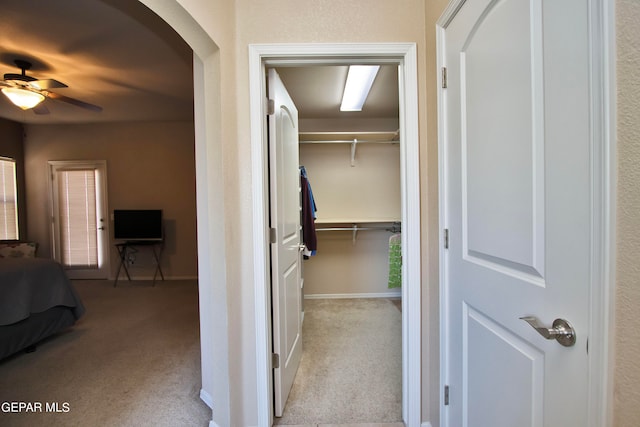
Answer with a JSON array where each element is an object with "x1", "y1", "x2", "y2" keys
[
  {"x1": 436, "y1": 0, "x2": 617, "y2": 426},
  {"x1": 249, "y1": 43, "x2": 422, "y2": 426}
]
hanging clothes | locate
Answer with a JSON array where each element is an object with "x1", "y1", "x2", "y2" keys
[
  {"x1": 388, "y1": 233, "x2": 402, "y2": 288},
  {"x1": 300, "y1": 166, "x2": 317, "y2": 257}
]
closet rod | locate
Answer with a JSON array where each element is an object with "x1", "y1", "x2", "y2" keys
[
  {"x1": 299, "y1": 139, "x2": 399, "y2": 144},
  {"x1": 315, "y1": 222, "x2": 401, "y2": 244},
  {"x1": 315, "y1": 226, "x2": 398, "y2": 231}
]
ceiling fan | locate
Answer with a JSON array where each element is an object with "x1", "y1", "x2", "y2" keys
[{"x1": 0, "y1": 59, "x2": 102, "y2": 114}]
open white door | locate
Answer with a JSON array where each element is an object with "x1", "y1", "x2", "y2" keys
[
  {"x1": 439, "y1": 0, "x2": 600, "y2": 425},
  {"x1": 268, "y1": 68, "x2": 303, "y2": 417}
]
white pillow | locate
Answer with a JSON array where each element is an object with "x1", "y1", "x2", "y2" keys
[{"x1": 0, "y1": 242, "x2": 38, "y2": 258}]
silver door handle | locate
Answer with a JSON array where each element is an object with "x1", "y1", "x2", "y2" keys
[{"x1": 520, "y1": 316, "x2": 576, "y2": 347}]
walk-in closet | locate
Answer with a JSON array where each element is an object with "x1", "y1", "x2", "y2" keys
[
  {"x1": 299, "y1": 130, "x2": 402, "y2": 298},
  {"x1": 271, "y1": 65, "x2": 403, "y2": 425}
]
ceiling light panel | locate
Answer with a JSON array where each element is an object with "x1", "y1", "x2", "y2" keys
[{"x1": 340, "y1": 65, "x2": 380, "y2": 112}]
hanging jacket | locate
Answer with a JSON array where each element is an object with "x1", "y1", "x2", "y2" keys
[{"x1": 300, "y1": 166, "x2": 317, "y2": 256}]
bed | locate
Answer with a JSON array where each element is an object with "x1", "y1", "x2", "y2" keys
[{"x1": 0, "y1": 255, "x2": 85, "y2": 360}]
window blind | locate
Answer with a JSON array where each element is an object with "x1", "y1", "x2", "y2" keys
[
  {"x1": 57, "y1": 169, "x2": 98, "y2": 268},
  {"x1": 0, "y1": 158, "x2": 18, "y2": 240}
]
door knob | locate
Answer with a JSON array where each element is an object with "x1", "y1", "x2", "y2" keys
[{"x1": 520, "y1": 316, "x2": 576, "y2": 347}]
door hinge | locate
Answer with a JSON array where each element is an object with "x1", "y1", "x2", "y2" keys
[
  {"x1": 444, "y1": 385, "x2": 450, "y2": 406},
  {"x1": 272, "y1": 353, "x2": 280, "y2": 369},
  {"x1": 269, "y1": 228, "x2": 277, "y2": 244},
  {"x1": 441, "y1": 67, "x2": 448, "y2": 89},
  {"x1": 444, "y1": 228, "x2": 449, "y2": 249},
  {"x1": 267, "y1": 98, "x2": 275, "y2": 115}
]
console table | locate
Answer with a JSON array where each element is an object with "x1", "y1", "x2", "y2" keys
[{"x1": 114, "y1": 241, "x2": 165, "y2": 287}]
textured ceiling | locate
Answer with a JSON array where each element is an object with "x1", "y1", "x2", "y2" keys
[
  {"x1": 0, "y1": 0, "x2": 398, "y2": 126},
  {"x1": 277, "y1": 65, "x2": 399, "y2": 120},
  {"x1": 0, "y1": 0, "x2": 193, "y2": 124}
]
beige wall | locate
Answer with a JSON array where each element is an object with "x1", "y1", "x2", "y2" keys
[
  {"x1": 300, "y1": 143, "x2": 401, "y2": 296},
  {"x1": 232, "y1": 1, "x2": 428, "y2": 424},
  {"x1": 304, "y1": 232, "x2": 401, "y2": 296},
  {"x1": 228, "y1": 0, "x2": 425, "y2": 425},
  {"x1": 615, "y1": 0, "x2": 640, "y2": 425},
  {"x1": 140, "y1": 1, "x2": 239, "y2": 424},
  {"x1": 301, "y1": 144, "x2": 401, "y2": 223},
  {"x1": 22, "y1": 121, "x2": 198, "y2": 279}
]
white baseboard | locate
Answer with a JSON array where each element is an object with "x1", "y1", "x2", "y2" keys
[
  {"x1": 200, "y1": 388, "x2": 214, "y2": 409},
  {"x1": 109, "y1": 275, "x2": 198, "y2": 281},
  {"x1": 201, "y1": 389, "x2": 220, "y2": 427},
  {"x1": 305, "y1": 291, "x2": 402, "y2": 299},
  {"x1": 422, "y1": 422, "x2": 433, "y2": 427}
]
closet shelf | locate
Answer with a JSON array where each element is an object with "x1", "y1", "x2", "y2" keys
[
  {"x1": 315, "y1": 220, "x2": 401, "y2": 245},
  {"x1": 299, "y1": 130, "x2": 400, "y2": 142},
  {"x1": 299, "y1": 131, "x2": 400, "y2": 167}
]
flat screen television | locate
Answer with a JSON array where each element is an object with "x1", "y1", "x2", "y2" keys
[{"x1": 113, "y1": 209, "x2": 163, "y2": 241}]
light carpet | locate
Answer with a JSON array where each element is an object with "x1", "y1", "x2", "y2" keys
[
  {"x1": 274, "y1": 298, "x2": 403, "y2": 425},
  {"x1": 0, "y1": 279, "x2": 211, "y2": 427}
]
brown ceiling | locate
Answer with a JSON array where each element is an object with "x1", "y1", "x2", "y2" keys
[
  {"x1": 0, "y1": 0, "x2": 398, "y2": 126},
  {"x1": 0, "y1": 0, "x2": 193, "y2": 124}
]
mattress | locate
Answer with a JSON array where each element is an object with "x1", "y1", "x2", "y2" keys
[{"x1": 0, "y1": 257, "x2": 85, "y2": 360}]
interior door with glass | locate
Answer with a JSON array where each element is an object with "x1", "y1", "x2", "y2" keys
[{"x1": 49, "y1": 160, "x2": 110, "y2": 279}]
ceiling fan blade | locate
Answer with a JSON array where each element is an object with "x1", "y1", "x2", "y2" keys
[
  {"x1": 32, "y1": 103, "x2": 50, "y2": 115},
  {"x1": 47, "y1": 92, "x2": 102, "y2": 112},
  {"x1": 30, "y1": 79, "x2": 68, "y2": 90}
]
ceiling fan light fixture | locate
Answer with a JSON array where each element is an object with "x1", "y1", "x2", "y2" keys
[
  {"x1": 340, "y1": 65, "x2": 381, "y2": 112},
  {"x1": 2, "y1": 87, "x2": 45, "y2": 110}
]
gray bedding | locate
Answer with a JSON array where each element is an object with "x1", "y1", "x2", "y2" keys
[{"x1": 0, "y1": 258, "x2": 85, "y2": 326}]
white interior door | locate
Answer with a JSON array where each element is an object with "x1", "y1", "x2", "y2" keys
[
  {"x1": 268, "y1": 68, "x2": 303, "y2": 417},
  {"x1": 440, "y1": 0, "x2": 593, "y2": 425},
  {"x1": 50, "y1": 160, "x2": 110, "y2": 279}
]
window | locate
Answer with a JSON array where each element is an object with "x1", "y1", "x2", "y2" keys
[
  {"x1": 56, "y1": 168, "x2": 99, "y2": 268},
  {"x1": 0, "y1": 157, "x2": 19, "y2": 240}
]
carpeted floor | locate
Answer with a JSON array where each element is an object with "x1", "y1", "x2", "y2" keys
[
  {"x1": 274, "y1": 298, "x2": 403, "y2": 425},
  {"x1": 0, "y1": 279, "x2": 211, "y2": 427}
]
